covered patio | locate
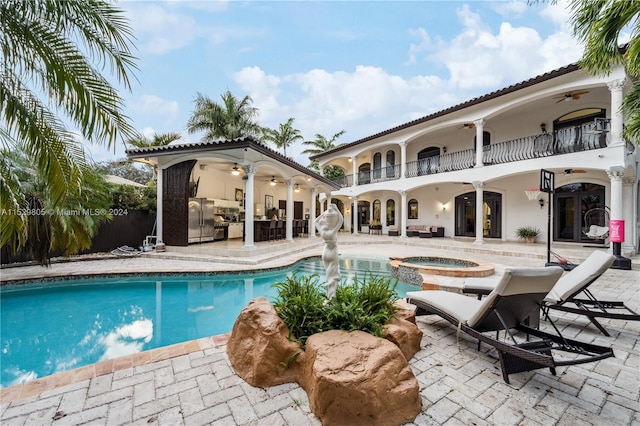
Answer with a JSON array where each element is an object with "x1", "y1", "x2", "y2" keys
[{"x1": 126, "y1": 137, "x2": 338, "y2": 250}]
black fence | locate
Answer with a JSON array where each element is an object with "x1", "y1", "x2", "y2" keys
[{"x1": 1, "y1": 211, "x2": 156, "y2": 265}]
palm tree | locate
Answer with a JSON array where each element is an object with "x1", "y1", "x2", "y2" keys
[
  {"x1": 0, "y1": 0, "x2": 137, "y2": 254},
  {"x1": 302, "y1": 130, "x2": 346, "y2": 171},
  {"x1": 2, "y1": 150, "x2": 112, "y2": 265},
  {"x1": 127, "y1": 132, "x2": 182, "y2": 148},
  {"x1": 566, "y1": 0, "x2": 640, "y2": 143},
  {"x1": 187, "y1": 91, "x2": 261, "y2": 140},
  {"x1": 262, "y1": 118, "x2": 303, "y2": 157}
]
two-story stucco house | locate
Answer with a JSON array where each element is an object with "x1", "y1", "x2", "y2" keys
[{"x1": 311, "y1": 62, "x2": 639, "y2": 256}]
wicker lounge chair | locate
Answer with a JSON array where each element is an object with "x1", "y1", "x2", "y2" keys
[
  {"x1": 406, "y1": 266, "x2": 614, "y2": 383},
  {"x1": 464, "y1": 251, "x2": 639, "y2": 336}
]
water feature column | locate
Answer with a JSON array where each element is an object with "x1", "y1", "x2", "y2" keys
[{"x1": 315, "y1": 203, "x2": 344, "y2": 300}]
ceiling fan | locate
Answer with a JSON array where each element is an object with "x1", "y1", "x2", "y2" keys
[
  {"x1": 564, "y1": 168, "x2": 587, "y2": 175},
  {"x1": 555, "y1": 90, "x2": 589, "y2": 103}
]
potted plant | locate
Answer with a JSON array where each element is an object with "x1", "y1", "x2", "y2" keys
[{"x1": 516, "y1": 226, "x2": 540, "y2": 243}]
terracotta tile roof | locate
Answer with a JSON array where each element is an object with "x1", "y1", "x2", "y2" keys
[
  {"x1": 310, "y1": 63, "x2": 581, "y2": 159},
  {"x1": 126, "y1": 136, "x2": 339, "y2": 189}
]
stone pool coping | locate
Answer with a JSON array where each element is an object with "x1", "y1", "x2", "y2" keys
[{"x1": 0, "y1": 333, "x2": 230, "y2": 403}]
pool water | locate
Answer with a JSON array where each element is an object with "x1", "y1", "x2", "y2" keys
[{"x1": 0, "y1": 256, "x2": 417, "y2": 388}]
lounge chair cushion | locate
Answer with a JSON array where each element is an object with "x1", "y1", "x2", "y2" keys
[
  {"x1": 408, "y1": 267, "x2": 563, "y2": 329},
  {"x1": 405, "y1": 290, "x2": 481, "y2": 324},
  {"x1": 544, "y1": 251, "x2": 615, "y2": 304}
]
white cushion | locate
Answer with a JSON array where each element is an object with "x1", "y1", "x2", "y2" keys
[
  {"x1": 406, "y1": 290, "x2": 481, "y2": 324},
  {"x1": 544, "y1": 251, "x2": 615, "y2": 304}
]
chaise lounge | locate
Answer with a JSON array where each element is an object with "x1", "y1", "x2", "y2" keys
[
  {"x1": 463, "y1": 250, "x2": 640, "y2": 336},
  {"x1": 406, "y1": 266, "x2": 614, "y2": 383}
]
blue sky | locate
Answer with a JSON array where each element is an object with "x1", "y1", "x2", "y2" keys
[{"x1": 88, "y1": 0, "x2": 581, "y2": 166}]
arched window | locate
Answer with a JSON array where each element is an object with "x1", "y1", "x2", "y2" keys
[
  {"x1": 373, "y1": 152, "x2": 382, "y2": 179},
  {"x1": 386, "y1": 199, "x2": 395, "y2": 225},
  {"x1": 373, "y1": 199, "x2": 381, "y2": 223},
  {"x1": 417, "y1": 147, "x2": 440, "y2": 175},
  {"x1": 358, "y1": 163, "x2": 370, "y2": 185},
  {"x1": 386, "y1": 150, "x2": 396, "y2": 178},
  {"x1": 408, "y1": 198, "x2": 418, "y2": 219}
]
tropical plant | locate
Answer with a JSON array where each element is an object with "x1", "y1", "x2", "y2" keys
[
  {"x1": 2, "y1": 150, "x2": 112, "y2": 265},
  {"x1": 262, "y1": 117, "x2": 303, "y2": 157},
  {"x1": 127, "y1": 132, "x2": 182, "y2": 148},
  {"x1": 0, "y1": 0, "x2": 138, "y2": 253},
  {"x1": 271, "y1": 274, "x2": 328, "y2": 346},
  {"x1": 515, "y1": 226, "x2": 541, "y2": 240},
  {"x1": 302, "y1": 130, "x2": 346, "y2": 171},
  {"x1": 186, "y1": 91, "x2": 261, "y2": 140},
  {"x1": 271, "y1": 272, "x2": 399, "y2": 347}
]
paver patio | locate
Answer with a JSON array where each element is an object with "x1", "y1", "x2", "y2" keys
[{"x1": 1, "y1": 236, "x2": 638, "y2": 425}]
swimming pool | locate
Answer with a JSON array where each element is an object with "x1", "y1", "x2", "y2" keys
[{"x1": 0, "y1": 256, "x2": 417, "y2": 388}]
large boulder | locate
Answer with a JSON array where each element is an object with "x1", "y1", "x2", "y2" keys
[
  {"x1": 383, "y1": 316, "x2": 423, "y2": 361},
  {"x1": 298, "y1": 330, "x2": 421, "y2": 426},
  {"x1": 226, "y1": 297, "x2": 303, "y2": 388}
]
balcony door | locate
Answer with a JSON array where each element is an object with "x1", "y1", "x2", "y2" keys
[{"x1": 454, "y1": 191, "x2": 502, "y2": 238}]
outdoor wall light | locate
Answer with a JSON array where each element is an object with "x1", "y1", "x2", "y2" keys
[
  {"x1": 270, "y1": 176, "x2": 277, "y2": 186},
  {"x1": 442, "y1": 147, "x2": 447, "y2": 153},
  {"x1": 539, "y1": 198, "x2": 545, "y2": 209},
  {"x1": 231, "y1": 163, "x2": 240, "y2": 176},
  {"x1": 540, "y1": 123, "x2": 547, "y2": 133},
  {"x1": 294, "y1": 184, "x2": 300, "y2": 192},
  {"x1": 441, "y1": 203, "x2": 447, "y2": 211}
]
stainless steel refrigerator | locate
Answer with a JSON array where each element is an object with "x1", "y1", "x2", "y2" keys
[{"x1": 188, "y1": 198, "x2": 216, "y2": 243}]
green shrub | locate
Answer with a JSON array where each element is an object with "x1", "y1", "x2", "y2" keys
[
  {"x1": 271, "y1": 274, "x2": 327, "y2": 345},
  {"x1": 271, "y1": 272, "x2": 400, "y2": 348}
]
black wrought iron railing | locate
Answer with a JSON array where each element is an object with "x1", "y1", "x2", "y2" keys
[{"x1": 328, "y1": 121, "x2": 610, "y2": 186}]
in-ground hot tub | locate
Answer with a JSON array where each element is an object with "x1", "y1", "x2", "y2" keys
[{"x1": 389, "y1": 256, "x2": 495, "y2": 289}]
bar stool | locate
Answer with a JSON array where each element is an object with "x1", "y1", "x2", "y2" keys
[
  {"x1": 262, "y1": 220, "x2": 277, "y2": 241},
  {"x1": 276, "y1": 220, "x2": 284, "y2": 239}
]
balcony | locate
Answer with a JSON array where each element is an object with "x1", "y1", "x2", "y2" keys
[{"x1": 327, "y1": 121, "x2": 609, "y2": 187}]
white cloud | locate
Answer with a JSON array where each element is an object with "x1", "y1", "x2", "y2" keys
[
  {"x1": 131, "y1": 95, "x2": 179, "y2": 120},
  {"x1": 125, "y1": 4, "x2": 199, "y2": 54},
  {"x1": 492, "y1": 1, "x2": 528, "y2": 18}
]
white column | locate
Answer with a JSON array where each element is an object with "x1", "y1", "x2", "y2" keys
[
  {"x1": 474, "y1": 119, "x2": 485, "y2": 167},
  {"x1": 400, "y1": 190, "x2": 408, "y2": 238},
  {"x1": 351, "y1": 155, "x2": 357, "y2": 186},
  {"x1": 156, "y1": 166, "x2": 163, "y2": 243},
  {"x1": 399, "y1": 141, "x2": 407, "y2": 179},
  {"x1": 352, "y1": 196, "x2": 359, "y2": 235},
  {"x1": 622, "y1": 177, "x2": 636, "y2": 255},
  {"x1": 286, "y1": 179, "x2": 294, "y2": 241},
  {"x1": 309, "y1": 187, "x2": 317, "y2": 238},
  {"x1": 607, "y1": 78, "x2": 626, "y2": 147},
  {"x1": 473, "y1": 181, "x2": 484, "y2": 244},
  {"x1": 242, "y1": 165, "x2": 256, "y2": 250},
  {"x1": 607, "y1": 167, "x2": 624, "y2": 222}
]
